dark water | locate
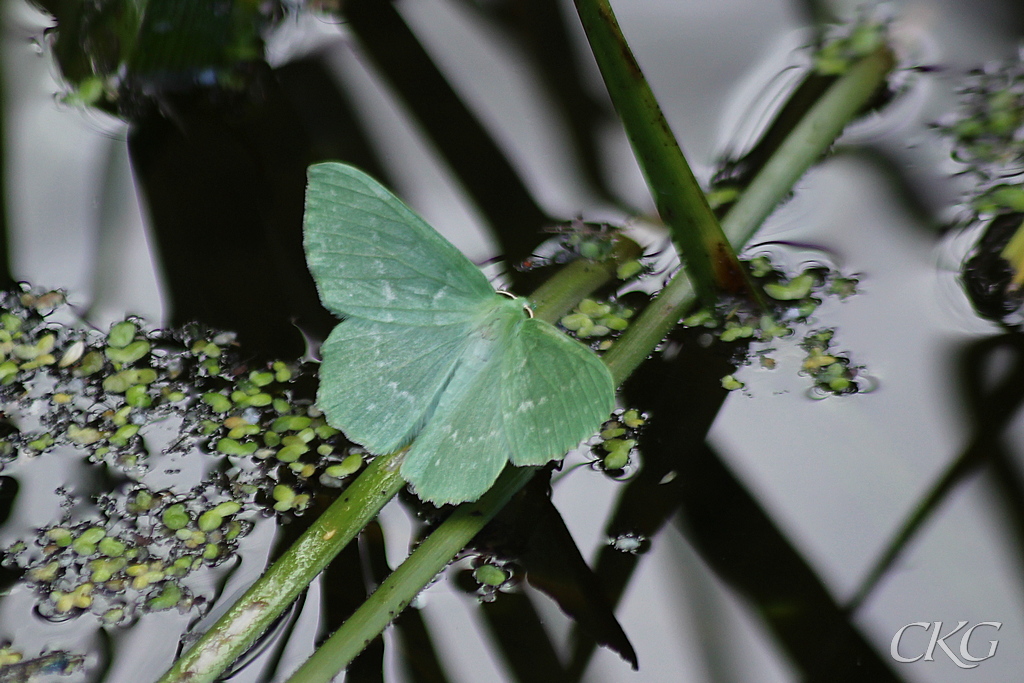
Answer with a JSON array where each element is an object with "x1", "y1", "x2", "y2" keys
[{"x1": 2, "y1": 1, "x2": 1024, "y2": 682}]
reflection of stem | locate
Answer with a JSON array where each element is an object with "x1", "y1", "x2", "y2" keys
[
  {"x1": 720, "y1": 45, "x2": 896, "y2": 248},
  {"x1": 849, "y1": 337, "x2": 1024, "y2": 613},
  {"x1": 845, "y1": 446, "x2": 984, "y2": 614}
]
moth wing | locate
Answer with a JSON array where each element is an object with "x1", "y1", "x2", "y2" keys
[
  {"x1": 317, "y1": 317, "x2": 474, "y2": 454},
  {"x1": 304, "y1": 162, "x2": 496, "y2": 325},
  {"x1": 501, "y1": 318, "x2": 615, "y2": 467},
  {"x1": 400, "y1": 307, "x2": 519, "y2": 505}
]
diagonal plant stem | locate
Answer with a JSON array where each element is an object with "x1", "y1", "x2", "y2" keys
[
  {"x1": 284, "y1": 41, "x2": 899, "y2": 683},
  {"x1": 719, "y1": 44, "x2": 895, "y2": 248},
  {"x1": 604, "y1": 43, "x2": 895, "y2": 385},
  {"x1": 572, "y1": 0, "x2": 751, "y2": 308}
]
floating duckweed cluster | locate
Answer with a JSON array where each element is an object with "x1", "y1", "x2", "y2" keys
[
  {"x1": 560, "y1": 298, "x2": 635, "y2": 350},
  {"x1": 591, "y1": 409, "x2": 646, "y2": 473},
  {"x1": 681, "y1": 258, "x2": 862, "y2": 395},
  {"x1": 937, "y1": 56, "x2": 1024, "y2": 176},
  {"x1": 0, "y1": 286, "x2": 369, "y2": 626},
  {"x1": 9, "y1": 484, "x2": 253, "y2": 623},
  {"x1": 940, "y1": 55, "x2": 1024, "y2": 324},
  {"x1": 466, "y1": 556, "x2": 519, "y2": 603},
  {"x1": 684, "y1": 260, "x2": 857, "y2": 342},
  {"x1": 518, "y1": 219, "x2": 645, "y2": 280},
  {"x1": 800, "y1": 330, "x2": 862, "y2": 396}
]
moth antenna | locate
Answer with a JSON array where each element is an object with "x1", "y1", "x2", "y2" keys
[{"x1": 497, "y1": 289, "x2": 533, "y2": 318}]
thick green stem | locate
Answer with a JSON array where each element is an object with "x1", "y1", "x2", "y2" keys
[
  {"x1": 602, "y1": 271, "x2": 695, "y2": 386},
  {"x1": 572, "y1": 0, "x2": 747, "y2": 306},
  {"x1": 155, "y1": 450, "x2": 407, "y2": 683}
]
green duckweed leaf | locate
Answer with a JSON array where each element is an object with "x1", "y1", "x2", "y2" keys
[{"x1": 304, "y1": 162, "x2": 615, "y2": 504}]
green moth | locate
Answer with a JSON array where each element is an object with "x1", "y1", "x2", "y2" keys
[{"x1": 303, "y1": 162, "x2": 615, "y2": 505}]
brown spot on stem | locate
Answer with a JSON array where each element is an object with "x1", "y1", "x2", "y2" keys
[{"x1": 713, "y1": 242, "x2": 748, "y2": 293}]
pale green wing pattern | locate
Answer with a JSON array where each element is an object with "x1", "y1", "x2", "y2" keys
[
  {"x1": 317, "y1": 316, "x2": 475, "y2": 454},
  {"x1": 304, "y1": 162, "x2": 497, "y2": 325},
  {"x1": 502, "y1": 318, "x2": 615, "y2": 466},
  {"x1": 400, "y1": 302, "x2": 520, "y2": 504}
]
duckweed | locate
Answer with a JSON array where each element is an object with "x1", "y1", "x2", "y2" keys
[
  {"x1": 721, "y1": 375, "x2": 745, "y2": 391},
  {"x1": 46, "y1": 528, "x2": 73, "y2": 548},
  {"x1": 68, "y1": 425, "x2": 104, "y2": 445},
  {"x1": 473, "y1": 564, "x2": 510, "y2": 587},
  {"x1": 105, "y1": 340, "x2": 150, "y2": 365},
  {"x1": 272, "y1": 415, "x2": 312, "y2": 433},
  {"x1": 216, "y1": 437, "x2": 257, "y2": 456},
  {"x1": 98, "y1": 537, "x2": 126, "y2": 557},
  {"x1": 109, "y1": 424, "x2": 140, "y2": 447},
  {"x1": 202, "y1": 392, "x2": 232, "y2": 413},
  {"x1": 147, "y1": 582, "x2": 182, "y2": 611},
  {"x1": 124, "y1": 383, "x2": 152, "y2": 408},
  {"x1": 103, "y1": 368, "x2": 157, "y2": 393},
  {"x1": 2, "y1": 291, "x2": 353, "y2": 624},
  {"x1": 328, "y1": 453, "x2": 363, "y2": 477},
  {"x1": 162, "y1": 504, "x2": 190, "y2": 530},
  {"x1": 107, "y1": 322, "x2": 137, "y2": 349}
]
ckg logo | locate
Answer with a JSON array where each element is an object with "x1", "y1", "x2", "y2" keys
[{"x1": 891, "y1": 621, "x2": 1001, "y2": 669}]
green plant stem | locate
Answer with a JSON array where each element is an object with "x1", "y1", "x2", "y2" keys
[
  {"x1": 605, "y1": 44, "x2": 895, "y2": 385},
  {"x1": 719, "y1": 44, "x2": 896, "y2": 247},
  {"x1": 529, "y1": 236, "x2": 642, "y2": 321},
  {"x1": 572, "y1": 0, "x2": 748, "y2": 306},
  {"x1": 283, "y1": 44, "x2": 898, "y2": 681},
  {"x1": 602, "y1": 271, "x2": 695, "y2": 386},
  {"x1": 156, "y1": 450, "x2": 407, "y2": 683},
  {"x1": 286, "y1": 466, "x2": 537, "y2": 683}
]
